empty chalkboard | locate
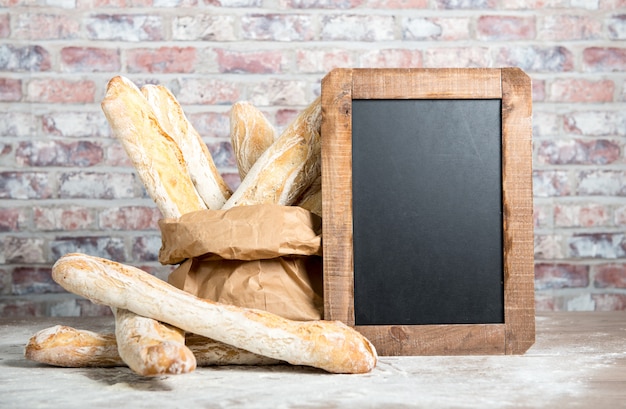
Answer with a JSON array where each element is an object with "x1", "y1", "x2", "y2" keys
[
  {"x1": 321, "y1": 68, "x2": 535, "y2": 356},
  {"x1": 352, "y1": 99, "x2": 503, "y2": 326}
]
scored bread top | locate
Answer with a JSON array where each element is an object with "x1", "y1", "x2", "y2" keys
[{"x1": 101, "y1": 76, "x2": 207, "y2": 218}]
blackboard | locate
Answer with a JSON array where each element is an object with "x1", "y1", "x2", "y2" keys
[
  {"x1": 321, "y1": 68, "x2": 535, "y2": 356},
  {"x1": 352, "y1": 99, "x2": 504, "y2": 326}
]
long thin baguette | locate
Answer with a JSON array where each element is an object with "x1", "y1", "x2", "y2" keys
[
  {"x1": 222, "y1": 98, "x2": 322, "y2": 209},
  {"x1": 142, "y1": 84, "x2": 232, "y2": 209},
  {"x1": 101, "y1": 75, "x2": 207, "y2": 376},
  {"x1": 25, "y1": 326, "x2": 280, "y2": 368},
  {"x1": 52, "y1": 253, "x2": 377, "y2": 374},
  {"x1": 229, "y1": 101, "x2": 276, "y2": 180},
  {"x1": 112, "y1": 307, "x2": 196, "y2": 376},
  {"x1": 101, "y1": 75, "x2": 207, "y2": 218}
]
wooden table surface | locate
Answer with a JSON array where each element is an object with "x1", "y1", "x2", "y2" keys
[{"x1": 1, "y1": 312, "x2": 625, "y2": 408}]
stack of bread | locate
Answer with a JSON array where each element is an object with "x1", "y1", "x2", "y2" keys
[{"x1": 24, "y1": 76, "x2": 376, "y2": 376}]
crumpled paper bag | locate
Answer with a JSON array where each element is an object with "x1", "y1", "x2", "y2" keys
[{"x1": 159, "y1": 204, "x2": 324, "y2": 321}]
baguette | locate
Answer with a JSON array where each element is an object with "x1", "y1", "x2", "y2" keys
[
  {"x1": 142, "y1": 84, "x2": 232, "y2": 209},
  {"x1": 101, "y1": 75, "x2": 207, "y2": 218},
  {"x1": 229, "y1": 101, "x2": 276, "y2": 180},
  {"x1": 52, "y1": 253, "x2": 377, "y2": 374},
  {"x1": 222, "y1": 98, "x2": 322, "y2": 209},
  {"x1": 112, "y1": 307, "x2": 196, "y2": 376},
  {"x1": 24, "y1": 325, "x2": 122, "y2": 367},
  {"x1": 25, "y1": 326, "x2": 280, "y2": 368},
  {"x1": 294, "y1": 175, "x2": 322, "y2": 217}
]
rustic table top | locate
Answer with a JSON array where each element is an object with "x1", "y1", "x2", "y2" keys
[{"x1": 1, "y1": 312, "x2": 625, "y2": 409}]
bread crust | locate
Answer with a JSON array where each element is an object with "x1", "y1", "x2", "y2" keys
[
  {"x1": 223, "y1": 98, "x2": 321, "y2": 209},
  {"x1": 52, "y1": 253, "x2": 377, "y2": 374},
  {"x1": 229, "y1": 101, "x2": 277, "y2": 180},
  {"x1": 142, "y1": 84, "x2": 232, "y2": 209},
  {"x1": 101, "y1": 76, "x2": 206, "y2": 218}
]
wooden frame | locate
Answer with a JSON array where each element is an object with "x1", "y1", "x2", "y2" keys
[{"x1": 321, "y1": 68, "x2": 534, "y2": 356}]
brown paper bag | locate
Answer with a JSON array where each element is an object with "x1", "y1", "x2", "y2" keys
[{"x1": 159, "y1": 204, "x2": 324, "y2": 321}]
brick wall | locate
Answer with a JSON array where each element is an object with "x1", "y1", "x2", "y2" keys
[{"x1": 1, "y1": 0, "x2": 625, "y2": 317}]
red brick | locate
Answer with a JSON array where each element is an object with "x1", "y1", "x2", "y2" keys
[
  {"x1": 0, "y1": 208, "x2": 26, "y2": 232},
  {"x1": 242, "y1": 14, "x2": 315, "y2": 41},
  {"x1": 535, "y1": 263, "x2": 589, "y2": 290},
  {"x1": 14, "y1": 13, "x2": 80, "y2": 40},
  {"x1": 577, "y1": 170, "x2": 626, "y2": 196},
  {"x1": 58, "y1": 171, "x2": 137, "y2": 199},
  {"x1": 248, "y1": 78, "x2": 308, "y2": 106},
  {"x1": 187, "y1": 111, "x2": 230, "y2": 140},
  {"x1": 320, "y1": 15, "x2": 395, "y2": 41},
  {"x1": 435, "y1": 0, "x2": 497, "y2": 8},
  {"x1": 535, "y1": 234, "x2": 565, "y2": 260},
  {"x1": 554, "y1": 203, "x2": 611, "y2": 227},
  {"x1": 0, "y1": 13, "x2": 9, "y2": 38},
  {"x1": 27, "y1": 79, "x2": 96, "y2": 104},
  {"x1": 533, "y1": 204, "x2": 552, "y2": 229},
  {"x1": 132, "y1": 235, "x2": 161, "y2": 262},
  {"x1": 607, "y1": 14, "x2": 626, "y2": 40},
  {"x1": 424, "y1": 47, "x2": 491, "y2": 68},
  {"x1": 85, "y1": 14, "x2": 163, "y2": 41},
  {"x1": 403, "y1": 17, "x2": 470, "y2": 41},
  {"x1": 0, "y1": 45, "x2": 51, "y2": 72},
  {"x1": 616, "y1": 205, "x2": 626, "y2": 226},
  {"x1": 99, "y1": 206, "x2": 161, "y2": 230},
  {"x1": 592, "y1": 294, "x2": 626, "y2": 311},
  {"x1": 42, "y1": 111, "x2": 110, "y2": 138},
  {"x1": 0, "y1": 268, "x2": 9, "y2": 295},
  {"x1": 76, "y1": 299, "x2": 114, "y2": 317},
  {"x1": 0, "y1": 142, "x2": 11, "y2": 164},
  {"x1": 33, "y1": 206, "x2": 95, "y2": 231},
  {"x1": 564, "y1": 111, "x2": 626, "y2": 136},
  {"x1": 282, "y1": 0, "x2": 364, "y2": 7},
  {"x1": 536, "y1": 139, "x2": 621, "y2": 165},
  {"x1": 172, "y1": 15, "x2": 236, "y2": 41},
  {"x1": 532, "y1": 111, "x2": 560, "y2": 137},
  {"x1": 297, "y1": 49, "x2": 354, "y2": 73},
  {"x1": 126, "y1": 47, "x2": 196, "y2": 73},
  {"x1": 3, "y1": 237, "x2": 46, "y2": 263},
  {"x1": 539, "y1": 15, "x2": 602, "y2": 41},
  {"x1": 61, "y1": 47, "x2": 121, "y2": 72},
  {"x1": 216, "y1": 49, "x2": 286, "y2": 74},
  {"x1": 208, "y1": 140, "x2": 236, "y2": 169},
  {"x1": 176, "y1": 78, "x2": 241, "y2": 105},
  {"x1": 583, "y1": 47, "x2": 626, "y2": 72},
  {"x1": 77, "y1": 0, "x2": 152, "y2": 6},
  {"x1": 49, "y1": 236, "x2": 126, "y2": 262},
  {"x1": 365, "y1": 0, "x2": 427, "y2": 6},
  {"x1": 0, "y1": 78, "x2": 21, "y2": 102},
  {"x1": 358, "y1": 49, "x2": 422, "y2": 69},
  {"x1": 532, "y1": 170, "x2": 571, "y2": 197},
  {"x1": 532, "y1": 79, "x2": 545, "y2": 101},
  {"x1": 0, "y1": 172, "x2": 52, "y2": 199},
  {"x1": 12, "y1": 267, "x2": 64, "y2": 295},
  {"x1": 534, "y1": 294, "x2": 558, "y2": 312},
  {"x1": 549, "y1": 79, "x2": 614, "y2": 103},
  {"x1": 0, "y1": 300, "x2": 44, "y2": 317},
  {"x1": 477, "y1": 15, "x2": 535, "y2": 40},
  {"x1": 568, "y1": 233, "x2": 626, "y2": 259},
  {"x1": 16, "y1": 141, "x2": 104, "y2": 167},
  {"x1": 105, "y1": 143, "x2": 133, "y2": 167},
  {"x1": 496, "y1": 46, "x2": 574, "y2": 72},
  {"x1": 594, "y1": 264, "x2": 626, "y2": 288}
]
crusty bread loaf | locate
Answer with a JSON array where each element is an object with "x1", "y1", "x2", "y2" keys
[
  {"x1": 52, "y1": 253, "x2": 377, "y2": 374},
  {"x1": 222, "y1": 98, "x2": 322, "y2": 209},
  {"x1": 142, "y1": 84, "x2": 232, "y2": 209},
  {"x1": 229, "y1": 101, "x2": 276, "y2": 180},
  {"x1": 101, "y1": 75, "x2": 206, "y2": 218},
  {"x1": 113, "y1": 307, "x2": 196, "y2": 376},
  {"x1": 24, "y1": 325, "x2": 122, "y2": 367},
  {"x1": 294, "y1": 175, "x2": 322, "y2": 217},
  {"x1": 25, "y1": 325, "x2": 280, "y2": 368}
]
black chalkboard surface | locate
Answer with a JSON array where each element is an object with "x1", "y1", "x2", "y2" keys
[{"x1": 351, "y1": 99, "x2": 504, "y2": 325}]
